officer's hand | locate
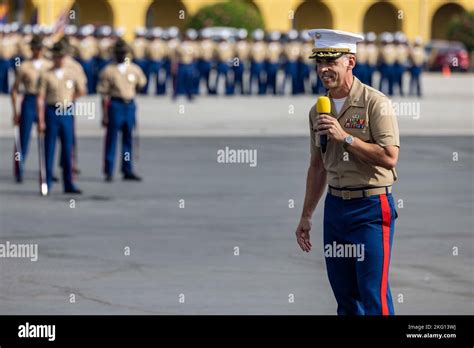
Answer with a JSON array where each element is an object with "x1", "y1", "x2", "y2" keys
[
  {"x1": 295, "y1": 217, "x2": 312, "y2": 252},
  {"x1": 13, "y1": 113, "x2": 20, "y2": 126},
  {"x1": 102, "y1": 118, "x2": 108, "y2": 128},
  {"x1": 38, "y1": 121, "x2": 46, "y2": 134},
  {"x1": 316, "y1": 114, "x2": 347, "y2": 143}
]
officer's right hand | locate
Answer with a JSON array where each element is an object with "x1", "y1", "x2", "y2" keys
[
  {"x1": 102, "y1": 118, "x2": 108, "y2": 127},
  {"x1": 12, "y1": 113, "x2": 20, "y2": 126},
  {"x1": 295, "y1": 217, "x2": 312, "y2": 252},
  {"x1": 38, "y1": 121, "x2": 46, "y2": 133}
]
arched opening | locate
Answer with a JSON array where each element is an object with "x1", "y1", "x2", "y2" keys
[
  {"x1": 70, "y1": 0, "x2": 114, "y2": 26},
  {"x1": 6, "y1": 0, "x2": 36, "y2": 23},
  {"x1": 145, "y1": 0, "x2": 187, "y2": 29},
  {"x1": 293, "y1": 0, "x2": 333, "y2": 30},
  {"x1": 363, "y1": 1, "x2": 401, "y2": 34},
  {"x1": 431, "y1": 3, "x2": 466, "y2": 40}
]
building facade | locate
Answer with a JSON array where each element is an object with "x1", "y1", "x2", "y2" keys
[{"x1": 5, "y1": 0, "x2": 474, "y2": 42}]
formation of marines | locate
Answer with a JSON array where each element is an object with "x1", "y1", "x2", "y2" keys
[
  {"x1": 4, "y1": 23, "x2": 427, "y2": 195},
  {"x1": 1, "y1": 23, "x2": 427, "y2": 99}
]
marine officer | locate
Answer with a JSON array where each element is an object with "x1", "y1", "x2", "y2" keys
[
  {"x1": 281, "y1": 29, "x2": 301, "y2": 95},
  {"x1": 378, "y1": 32, "x2": 396, "y2": 96},
  {"x1": 11, "y1": 35, "x2": 52, "y2": 182},
  {"x1": 75, "y1": 24, "x2": 97, "y2": 94},
  {"x1": 365, "y1": 32, "x2": 378, "y2": 87},
  {"x1": 215, "y1": 29, "x2": 234, "y2": 96},
  {"x1": 265, "y1": 31, "x2": 282, "y2": 95},
  {"x1": 249, "y1": 29, "x2": 266, "y2": 95},
  {"x1": 408, "y1": 37, "x2": 426, "y2": 97},
  {"x1": 131, "y1": 27, "x2": 148, "y2": 95},
  {"x1": 97, "y1": 39, "x2": 146, "y2": 182},
  {"x1": 295, "y1": 29, "x2": 400, "y2": 316},
  {"x1": 145, "y1": 27, "x2": 166, "y2": 95},
  {"x1": 37, "y1": 40, "x2": 85, "y2": 194},
  {"x1": 197, "y1": 28, "x2": 217, "y2": 95},
  {"x1": 394, "y1": 32, "x2": 409, "y2": 96},
  {"x1": 233, "y1": 29, "x2": 250, "y2": 95}
]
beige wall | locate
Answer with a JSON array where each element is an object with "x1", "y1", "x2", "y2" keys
[{"x1": 19, "y1": 0, "x2": 474, "y2": 42}]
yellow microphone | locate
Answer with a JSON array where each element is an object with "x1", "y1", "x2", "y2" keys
[{"x1": 316, "y1": 96, "x2": 331, "y2": 153}]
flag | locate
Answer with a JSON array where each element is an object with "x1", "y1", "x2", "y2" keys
[
  {"x1": 51, "y1": 8, "x2": 70, "y2": 40},
  {"x1": 0, "y1": 4, "x2": 8, "y2": 24}
]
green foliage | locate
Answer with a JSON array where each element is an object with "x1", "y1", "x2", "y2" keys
[
  {"x1": 447, "y1": 11, "x2": 474, "y2": 52},
  {"x1": 187, "y1": 0, "x2": 264, "y2": 31}
]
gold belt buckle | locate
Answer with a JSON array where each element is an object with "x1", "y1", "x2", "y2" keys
[{"x1": 341, "y1": 190, "x2": 351, "y2": 200}]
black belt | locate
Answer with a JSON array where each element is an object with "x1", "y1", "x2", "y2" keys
[{"x1": 111, "y1": 96, "x2": 134, "y2": 104}]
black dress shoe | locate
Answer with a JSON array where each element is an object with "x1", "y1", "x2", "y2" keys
[
  {"x1": 123, "y1": 173, "x2": 142, "y2": 181},
  {"x1": 65, "y1": 188, "x2": 82, "y2": 194},
  {"x1": 52, "y1": 175, "x2": 59, "y2": 182},
  {"x1": 105, "y1": 175, "x2": 113, "y2": 182},
  {"x1": 15, "y1": 176, "x2": 23, "y2": 183}
]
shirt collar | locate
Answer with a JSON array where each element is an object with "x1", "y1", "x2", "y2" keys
[{"x1": 327, "y1": 76, "x2": 365, "y2": 118}]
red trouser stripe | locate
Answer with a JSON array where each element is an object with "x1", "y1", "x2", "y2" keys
[{"x1": 380, "y1": 194, "x2": 391, "y2": 316}]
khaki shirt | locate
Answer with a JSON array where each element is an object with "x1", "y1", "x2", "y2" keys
[
  {"x1": 380, "y1": 44, "x2": 396, "y2": 65},
  {"x1": 64, "y1": 56, "x2": 88, "y2": 91},
  {"x1": 356, "y1": 43, "x2": 368, "y2": 64},
  {"x1": 266, "y1": 42, "x2": 282, "y2": 63},
  {"x1": 284, "y1": 42, "x2": 301, "y2": 61},
  {"x1": 98, "y1": 37, "x2": 114, "y2": 59},
  {"x1": 131, "y1": 37, "x2": 148, "y2": 60},
  {"x1": 76, "y1": 36, "x2": 98, "y2": 61},
  {"x1": 14, "y1": 58, "x2": 53, "y2": 95},
  {"x1": 366, "y1": 43, "x2": 378, "y2": 65},
  {"x1": 300, "y1": 42, "x2": 314, "y2": 64},
  {"x1": 235, "y1": 40, "x2": 250, "y2": 61},
  {"x1": 250, "y1": 41, "x2": 266, "y2": 62},
  {"x1": 216, "y1": 41, "x2": 234, "y2": 62},
  {"x1": 166, "y1": 39, "x2": 180, "y2": 60},
  {"x1": 410, "y1": 46, "x2": 426, "y2": 66},
  {"x1": 309, "y1": 77, "x2": 400, "y2": 188},
  {"x1": 18, "y1": 36, "x2": 33, "y2": 60},
  {"x1": 176, "y1": 41, "x2": 197, "y2": 64},
  {"x1": 97, "y1": 62, "x2": 146, "y2": 100},
  {"x1": 0, "y1": 36, "x2": 18, "y2": 59},
  {"x1": 198, "y1": 39, "x2": 215, "y2": 60},
  {"x1": 38, "y1": 67, "x2": 86, "y2": 105},
  {"x1": 395, "y1": 45, "x2": 409, "y2": 63},
  {"x1": 146, "y1": 39, "x2": 167, "y2": 60}
]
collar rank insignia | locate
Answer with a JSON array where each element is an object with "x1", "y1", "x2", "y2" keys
[{"x1": 344, "y1": 114, "x2": 366, "y2": 129}]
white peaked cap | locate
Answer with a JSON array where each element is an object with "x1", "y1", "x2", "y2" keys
[
  {"x1": 380, "y1": 32, "x2": 394, "y2": 43},
  {"x1": 167, "y1": 26, "x2": 179, "y2": 38},
  {"x1": 300, "y1": 30, "x2": 311, "y2": 42},
  {"x1": 269, "y1": 31, "x2": 281, "y2": 41},
  {"x1": 414, "y1": 36, "x2": 423, "y2": 45},
  {"x1": 152, "y1": 27, "x2": 163, "y2": 38},
  {"x1": 114, "y1": 27, "x2": 125, "y2": 37},
  {"x1": 252, "y1": 29, "x2": 264, "y2": 41},
  {"x1": 308, "y1": 29, "x2": 364, "y2": 55},
  {"x1": 287, "y1": 29, "x2": 299, "y2": 40},
  {"x1": 135, "y1": 27, "x2": 146, "y2": 36},
  {"x1": 237, "y1": 28, "x2": 248, "y2": 40},
  {"x1": 366, "y1": 32, "x2": 376, "y2": 42},
  {"x1": 186, "y1": 28, "x2": 198, "y2": 40},
  {"x1": 65, "y1": 25, "x2": 77, "y2": 36}
]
